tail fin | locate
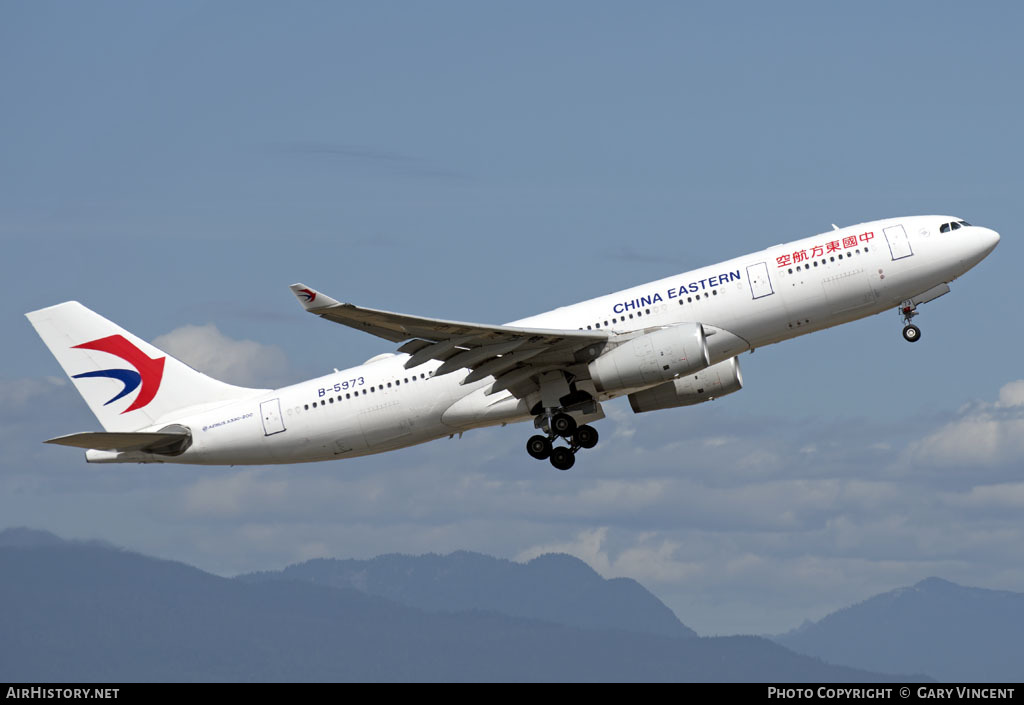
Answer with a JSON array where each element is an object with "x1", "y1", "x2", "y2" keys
[{"x1": 26, "y1": 302, "x2": 267, "y2": 432}]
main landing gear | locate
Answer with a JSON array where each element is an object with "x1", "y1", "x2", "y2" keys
[
  {"x1": 526, "y1": 412, "x2": 600, "y2": 471},
  {"x1": 900, "y1": 300, "x2": 922, "y2": 343}
]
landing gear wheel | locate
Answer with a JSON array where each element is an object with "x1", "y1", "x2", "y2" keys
[
  {"x1": 573, "y1": 425, "x2": 599, "y2": 450},
  {"x1": 550, "y1": 446, "x2": 576, "y2": 471},
  {"x1": 550, "y1": 413, "x2": 577, "y2": 438},
  {"x1": 902, "y1": 324, "x2": 921, "y2": 343},
  {"x1": 526, "y1": 435, "x2": 552, "y2": 460}
]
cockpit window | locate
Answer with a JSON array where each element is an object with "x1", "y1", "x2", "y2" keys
[{"x1": 940, "y1": 220, "x2": 971, "y2": 233}]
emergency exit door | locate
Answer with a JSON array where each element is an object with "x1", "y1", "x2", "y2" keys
[
  {"x1": 260, "y1": 398, "x2": 286, "y2": 436},
  {"x1": 747, "y1": 262, "x2": 774, "y2": 299},
  {"x1": 884, "y1": 224, "x2": 914, "y2": 260}
]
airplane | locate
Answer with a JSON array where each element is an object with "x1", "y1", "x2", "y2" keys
[{"x1": 26, "y1": 215, "x2": 999, "y2": 471}]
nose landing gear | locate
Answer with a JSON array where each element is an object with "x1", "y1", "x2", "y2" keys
[
  {"x1": 900, "y1": 301, "x2": 922, "y2": 343},
  {"x1": 525, "y1": 411, "x2": 600, "y2": 471},
  {"x1": 896, "y1": 284, "x2": 952, "y2": 343}
]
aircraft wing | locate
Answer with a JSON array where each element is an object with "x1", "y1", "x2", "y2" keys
[{"x1": 289, "y1": 283, "x2": 610, "y2": 394}]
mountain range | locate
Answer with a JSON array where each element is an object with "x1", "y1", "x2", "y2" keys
[
  {"x1": 0, "y1": 527, "x2": 911, "y2": 682},
  {"x1": 773, "y1": 576, "x2": 1024, "y2": 682},
  {"x1": 240, "y1": 550, "x2": 696, "y2": 639}
]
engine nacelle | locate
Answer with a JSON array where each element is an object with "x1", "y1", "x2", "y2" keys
[
  {"x1": 627, "y1": 356, "x2": 743, "y2": 413},
  {"x1": 588, "y1": 323, "x2": 710, "y2": 393}
]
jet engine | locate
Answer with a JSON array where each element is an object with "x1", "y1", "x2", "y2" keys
[
  {"x1": 588, "y1": 323, "x2": 710, "y2": 392},
  {"x1": 627, "y1": 356, "x2": 743, "y2": 413}
]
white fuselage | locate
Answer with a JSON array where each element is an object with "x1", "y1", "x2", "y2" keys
[{"x1": 89, "y1": 215, "x2": 999, "y2": 465}]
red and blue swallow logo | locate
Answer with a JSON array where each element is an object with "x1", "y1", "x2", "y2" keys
[
  {"x1": 297, "y1": 288, "x2": 317, "y2": 303},
  {"x1": 71, "y1": 335, "x2": 166, "y2": 413}
]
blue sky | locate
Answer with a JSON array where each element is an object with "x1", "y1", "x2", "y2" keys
[{"x1": 2, "y1": 2, "x2": 1022, "y2": 635}]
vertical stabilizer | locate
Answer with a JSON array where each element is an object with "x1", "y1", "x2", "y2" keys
[{"x1": 26, "y1": 302, "x2": 268, "y2": 432}]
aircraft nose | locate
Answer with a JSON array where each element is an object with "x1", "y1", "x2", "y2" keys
[
  {"x1": 977, "y1": 226, "x2": 1000, "y2": 257},
  {"x1": 961, "y1": 225, "x2": 1000, "y2": 270}
]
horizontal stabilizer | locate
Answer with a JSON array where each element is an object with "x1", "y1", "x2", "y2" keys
[{"x1": 45, "y1": 430, "x2": 191, "y2": 454}]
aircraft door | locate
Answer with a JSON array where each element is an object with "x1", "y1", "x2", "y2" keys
[
  {"x1": 260, "y1": 398, "x2": 286, "y2": 436},
  {"x1": 746, "y1": 262, "x2": 774, "y2": 299},
  {"x1": 884, "y1": 224, "x2": 914, "y2": 260}
]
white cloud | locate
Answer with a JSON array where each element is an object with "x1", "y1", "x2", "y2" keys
[
  {"x1": 181, "y1": 470, "x2": 290, "y2": 518},
  {"x1": 997, "y1": 381, "x2": 1024, "y2": 408},
  {"x1": 0, "y1": 376, "x2": 67, "y2": 407},
  {"x1": 517, "y1": 527, "x2": 613, "y2": 575},
  {"x1": 516, "y1": 527, "x2": 704, "y2": 584},
  {"x1": 153, "y1": 324, "x2": 291, "y2": 387},
  {"x1": 943, "y1": 482, "x2": 1024, "y2": 510},
  {"x1": 904, "y1": 380, "x2": 1024, "y2": 468}
]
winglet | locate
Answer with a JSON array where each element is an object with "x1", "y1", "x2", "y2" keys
[{"x1": 289, "y1": 283, "x2": 342, "y2": 311}]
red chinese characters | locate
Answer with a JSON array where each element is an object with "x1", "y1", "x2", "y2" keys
[{"x1": 775, "y1": 232, "x2": 874, "y2": 268}]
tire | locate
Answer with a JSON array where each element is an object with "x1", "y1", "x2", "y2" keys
[
  {"x1": 551, "y1": 413, "x2": 577, "y2": 438},
  {"x1": 902, "y1": 324, "x2": 921, "y2": 343},
  {"x1": 574, "y1": 425, "x2": 599, "y2": 450},
  {"x1": 526, "y1": 435, "x2": 552, "y2": 460},
  {"x1": 550, "y1": 446, "x2": 575, "y2": 471}
]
